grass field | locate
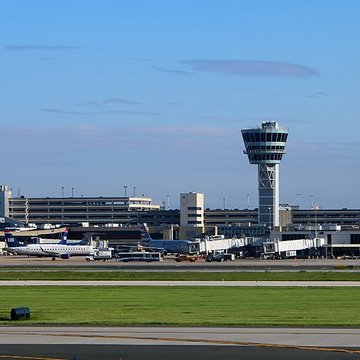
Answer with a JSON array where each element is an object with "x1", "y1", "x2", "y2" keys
[
  {"x1": 0, "y1": 286, "x2": 359, "y2": 326},
  {"x1": 0, "y1": 271, "x2": 359, "y2": 281}
]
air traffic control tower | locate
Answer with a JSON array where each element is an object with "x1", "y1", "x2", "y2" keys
[{"x1": 241, "y1": 121, "x2": 288, "y2": 228}]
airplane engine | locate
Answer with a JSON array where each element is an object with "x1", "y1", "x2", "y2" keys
[{"x1": 60, "y1": 254, "x2": 70, "y2": 259}]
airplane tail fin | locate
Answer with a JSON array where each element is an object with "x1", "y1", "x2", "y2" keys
[
  {"x1": 79, "y1": 233, "x2": 92, "y2": 245},
  {"x1": 58, "y1": 228, "x2": 69, "y2": 245},
  {"x1": 4, "y1": 232, "x2": 24, "y2": 247},
  {"x1": 140, "y1": 223, "x2": 152, "y2": 243}
]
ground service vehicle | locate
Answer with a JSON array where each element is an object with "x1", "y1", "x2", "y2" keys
[
  {"x1": 86, "y1": 248, "x2": 112, "y2": 261},
  {"x1": 175, "y1": 254, "x2": 202, "y2": 262}
]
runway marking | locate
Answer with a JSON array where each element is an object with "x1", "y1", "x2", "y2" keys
[
  {"x1": 0, "y1": 356, "x2": 65, "y2": 360},
  {"x1": 1, "y1": 331, "x2": 359, "y2": 355},
  {"x1": 1, "y1": 280, "x2": 360, "y2": 286}
]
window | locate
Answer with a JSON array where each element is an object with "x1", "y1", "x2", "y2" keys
[{"x1": 350, "y1": 234, "x2": 360, "y2": 244}]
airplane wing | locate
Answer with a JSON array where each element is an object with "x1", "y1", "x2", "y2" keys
[{"x1": 39, "y1": 247, "x2": 69, "y2": 258}]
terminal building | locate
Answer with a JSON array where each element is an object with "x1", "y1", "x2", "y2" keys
[
  {"x1": 0, "y1": 116, "x2": 360, "y2": 256},
  {"x1": 1, "y1": 185, "x2": 360, "y2": 230},
  {"x1": 0, "y1": 185, "x2": 360, "y2": 256}
]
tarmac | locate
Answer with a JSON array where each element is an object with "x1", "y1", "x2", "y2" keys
[
  {"x1": 1, "y1": 255, "x2": 360, "y2": 271},
  {"x1": 0, "y1": 327, "x2": 359, "y2": 359}
]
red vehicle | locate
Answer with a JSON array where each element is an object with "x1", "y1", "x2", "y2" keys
[{"x1": 175, "y1": 254, "x2": 202, "y2": 262}]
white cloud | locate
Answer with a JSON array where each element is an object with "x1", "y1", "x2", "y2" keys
[{"x1": 182, "y1": 60, "x2": 319, "y2": 78}]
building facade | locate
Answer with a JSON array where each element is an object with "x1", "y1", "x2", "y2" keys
[
  {"x1": 6, "y1": 196, "x2": 160, "y2": 226},
  {"x1": 179, "y1": 192, "x2": 205, "y2": 239}
]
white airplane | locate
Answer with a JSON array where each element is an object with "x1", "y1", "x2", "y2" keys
[{"x1": 4, "y1": 232, "x2": 94, "y2": 260}]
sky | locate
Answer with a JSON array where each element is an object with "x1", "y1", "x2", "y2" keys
[{"x1": 1, "y1": 0, "x2": 360, "y2": 210}]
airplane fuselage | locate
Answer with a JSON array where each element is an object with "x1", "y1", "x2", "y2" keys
[
  {"x1": 6, "y1": 244, "x2": 93, "y2": 258},
  {"x1": 146, "y1": 240, "x2": 197, "y2": 254}
]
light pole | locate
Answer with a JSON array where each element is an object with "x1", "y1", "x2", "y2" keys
[
  {"x1": 123, "y1": 185, "x2": 128, "y2": 197},
  {"x1": 268, "y1": 206, "x2": 272, "y2": 230},
  {"x1": 71, "y1": 187, "x2": 74, "y2": 198},
  {"x1": 133, "y1": 186, "x2": 136, "y2": 197},
  {"x1": 223, "y1": 196, "x2": 226, "y2": 210},
  {"x1": 61, "y1": 186, "x2": 64, "y2": 225},
  {"x1": 313, "y1": 205, "x2": 320, "y2": 239},
  {"x1": 296, "y1": 193, "x2": 301, "y2": 208}
]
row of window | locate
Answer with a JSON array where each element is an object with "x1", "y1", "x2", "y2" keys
[
  {"x1": 10, "y1": 201, "x2": 153, "y2": 207},
  {"x1": 246, "y1": 145, "x2": 285, "y2": 152},
  {"x1": 242, "y1": 132, "x2": 288, "y2": 143},
  {"x1": 248, "y1": 153, "x2": 284, "y2": 161}
]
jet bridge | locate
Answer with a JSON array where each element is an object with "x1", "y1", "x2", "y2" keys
[{"x1": 263, "y1": 238, "x2": 325, "y2": 257}]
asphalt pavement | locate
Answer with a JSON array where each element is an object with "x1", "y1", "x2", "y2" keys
[
  {"x1": 0, "y1": 344, "x2": 358, "y2": 360},
  {"x1": 0, "y1": 327, "x2": 359, "y2": 360},
  {"x1": 1, "y1": 256, "x2": 360, "y2": 271}
]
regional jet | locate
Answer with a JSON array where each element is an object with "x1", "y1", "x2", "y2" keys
[{"x1": 4, "y1": 232, "x2": 94, "y2": 260}]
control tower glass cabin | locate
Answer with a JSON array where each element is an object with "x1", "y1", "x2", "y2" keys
[{"x1": 241, "y1": 121, "x2": 288, "y2": 228}]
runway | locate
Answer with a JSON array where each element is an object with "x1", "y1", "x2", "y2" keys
[
  {"x1": 1, "y1": 326, "x2": 359, "y2": 347},
  {"x1": 1, "y1": 256, "x2": 359, "y2": 272},
  {"x1": 0, "y1": 327, "x2": 359, "y2": 360},
  {"x1": 0, "y1": 280, "x2": 360, "y2": 286}
]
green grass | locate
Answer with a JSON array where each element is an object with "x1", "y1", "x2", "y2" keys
[
  {"x1": 0, "y1": 271, "x2": 359, "y2": 281},
  {"x1": 0, "y1": 286, "x2": 359, "y2": 326}
]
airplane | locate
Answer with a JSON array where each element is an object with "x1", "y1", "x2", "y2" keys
[
  {"x1": 3, "y1": 232, "x2": 94, "y2": 260},
  {"x1": 140, "y1": 224, "x2": 198, "y2": 255}
]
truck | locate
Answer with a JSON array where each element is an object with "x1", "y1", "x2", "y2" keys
[{"x1": 86, "y1": 248, "x2": 113, "y2": 261}]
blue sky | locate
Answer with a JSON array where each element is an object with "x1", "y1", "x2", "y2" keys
[{"x1": 1, "y1": 0, "x2": 360, "y2": 209}]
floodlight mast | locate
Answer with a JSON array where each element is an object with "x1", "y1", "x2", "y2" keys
[{"x1": 241, "y1": 121, "x2": 288, "y2": 227}]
